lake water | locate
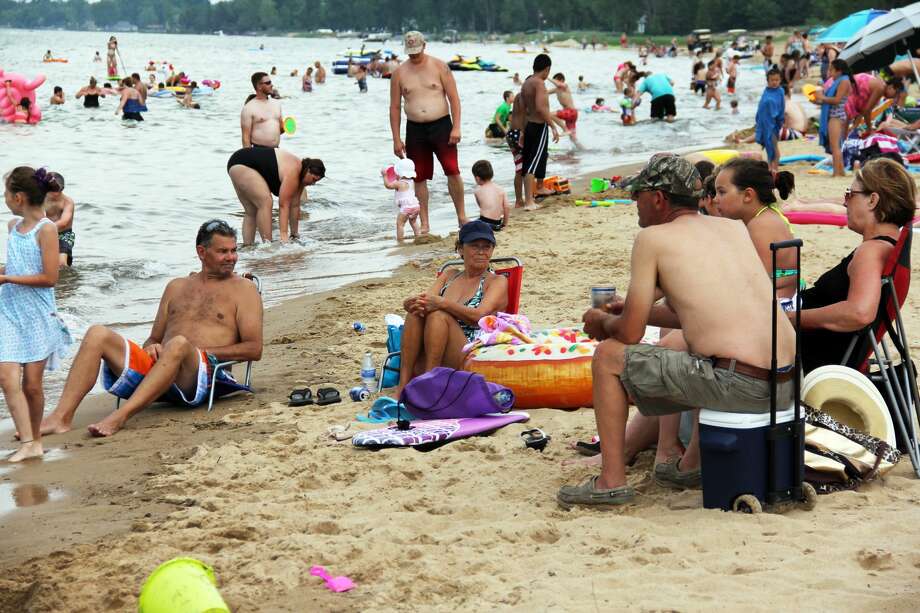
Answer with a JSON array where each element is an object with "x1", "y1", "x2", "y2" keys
[{"x1": 0, "y1": 30, "x2": 760, "y2": 414}]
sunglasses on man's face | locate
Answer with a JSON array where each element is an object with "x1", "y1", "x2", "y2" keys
[{"x1": 261, "y1": 80, "x2": 272, "y2": 86}]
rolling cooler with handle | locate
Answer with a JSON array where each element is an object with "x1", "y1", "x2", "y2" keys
[{"x1": 699, "y1": 239, "x2": 817, "y2": 513}]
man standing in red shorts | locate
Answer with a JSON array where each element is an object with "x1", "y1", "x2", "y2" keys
[{"x1": 389, "y1": 31, "x2": 467, "y2": 233}]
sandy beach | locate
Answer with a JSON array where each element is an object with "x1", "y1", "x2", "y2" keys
[{"x1": 3, "y1": 136, "x2": 920, "y2": 612}]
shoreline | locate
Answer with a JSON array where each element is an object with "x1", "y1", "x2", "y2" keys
[{"x1": 3, "y1": 138, "x2": 920, "y2": 611}]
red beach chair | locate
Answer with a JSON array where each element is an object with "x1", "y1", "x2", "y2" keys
[{"x1": 840, "y1": 225, "x2": 920, "y2": 476}]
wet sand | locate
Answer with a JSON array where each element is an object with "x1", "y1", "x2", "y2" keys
[{"x1": 2, "y1": 139, "x2": 920, "y2": 611}]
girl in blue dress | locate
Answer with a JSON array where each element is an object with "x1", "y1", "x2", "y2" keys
[{"x1": 1, "y1": 167, "x2": 72, "y2": 462}]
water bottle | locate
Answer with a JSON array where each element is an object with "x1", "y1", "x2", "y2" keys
[{"x1": 360, "y1": 351, "x2": 377, "y2": 389}]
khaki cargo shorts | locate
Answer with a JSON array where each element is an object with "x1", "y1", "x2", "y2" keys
[{"x1": 617, "y1": 344, "x2": 794, "y2": 416}]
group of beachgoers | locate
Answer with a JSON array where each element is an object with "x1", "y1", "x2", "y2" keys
[
  {"x1": 2, "y1": 32, "x2": 918, "y2": 522},
  {"x1": 392, "y1": 152, "x2": 916, "y2": 506}
]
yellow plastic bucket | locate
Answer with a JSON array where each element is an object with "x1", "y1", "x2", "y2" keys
[{"x1": 138, "y1": 557, "x2": 230, "y2": 613}]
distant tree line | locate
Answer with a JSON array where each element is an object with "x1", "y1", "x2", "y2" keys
[{"x1": 0, "y1": 0, "x2": 909, "y2": 36}]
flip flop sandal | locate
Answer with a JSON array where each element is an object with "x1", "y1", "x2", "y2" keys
[
  {"x1": 315, "y1": 387, "x2": 342, "y2": 406},
  {"x1": 289, "y1": 388, "x2": 313, "y2": 407}
]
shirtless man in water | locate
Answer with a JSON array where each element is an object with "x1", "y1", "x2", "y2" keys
[
  {"x1": 557, "y1": 154, "x2": 796, "y2": 508},
  {"x1": 520, "y1": 54, "x2": 561, "y2": 210},
  {"x1": 761, "y1": 35, "x2": 775, "y2": 71},
  {"x1": 37, "y1": 220, "x2": 263, "y2": 437},
  {"x1": 241, "y1": 71, "x2": 283, "y2": 148},
  {"x1": 390, "y1": 31, "x2": 467, "y2": 232}
]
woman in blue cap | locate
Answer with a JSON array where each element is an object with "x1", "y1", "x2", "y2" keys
[{"x1": 395, "y1": 220, "x2": 508, "y2": 396}]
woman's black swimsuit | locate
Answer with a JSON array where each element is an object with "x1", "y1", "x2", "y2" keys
[
  {"x1": 83, "y1": 94, "x2": 99, "y2": 108},
  {"x1": 800, "y1": 235, "x2": 897, "y2": 373},
  {"x1": 226, "y1": 147, "x2": 282, "y2": 196}
]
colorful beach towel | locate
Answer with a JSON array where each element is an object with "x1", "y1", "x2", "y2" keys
[{"x1": 463, "y1": 311, "x2": 534, "y2": 353}]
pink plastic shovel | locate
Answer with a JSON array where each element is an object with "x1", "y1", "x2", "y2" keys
[{"x1": 310, "y1": 565, "x2": 355, "y2": 592}]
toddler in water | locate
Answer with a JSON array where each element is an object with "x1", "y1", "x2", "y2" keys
[
  {"x1": 0, "y1": 167, "x2": 72, "y2": 462},
  {"x1": 619, "y1": 87, "x2": 637, "y2": 125},
  {"x1": 591, "y1": 97, "x2": 612, "y2": 112},
  {"x1": 382, "y1": 158, "x2": 421, "y2": 242},
  {"x1": 472, "y1": 160, "x2": 510, "y2": 231}
]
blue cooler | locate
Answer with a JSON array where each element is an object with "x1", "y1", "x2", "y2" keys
[{"x1": 699, "y1": 407, "x2": 804, "y2": 511}]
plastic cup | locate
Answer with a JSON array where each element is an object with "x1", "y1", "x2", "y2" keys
[
  {"x1": 138, "y1": 557, "x2": 229, "y2": 613},
  {"x1": 591, "y1": 286, "x2": 617, "y2": 308}
]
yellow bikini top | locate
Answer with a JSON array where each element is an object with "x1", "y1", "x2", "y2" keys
[{"x1": 754, "y1": 203, "x2": 792, "y2": 232}]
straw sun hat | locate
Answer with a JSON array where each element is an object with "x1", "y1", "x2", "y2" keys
[{"x1": 802, "y1": 365, "x2": 896, "y2": 446}]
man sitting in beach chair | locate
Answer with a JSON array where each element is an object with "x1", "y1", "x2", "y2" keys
[
  {"x1": 37, "y1": 220, "x2": 263, "y2": 437},
  {"x1": 557, "y1": 155, "x2": 796, "y2": 508}
]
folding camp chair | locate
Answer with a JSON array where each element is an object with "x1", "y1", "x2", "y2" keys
[
  {"x1": 883, "y1": 127, "x2": 920, "y2": 157},
  {"x1": 116, "y1": 273, "x2": 261, "y2": 413},
  {"x1": 377, "y1": 256, "x2": 524, "y2": 392},
  {"x1": 840, "y1": 226, "x2": 920, "y2": 476}
]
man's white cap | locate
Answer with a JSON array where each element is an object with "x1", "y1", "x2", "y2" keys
[
  {"x1": 404, "y1": 31, "x2": 425, "y2": 55},
  {"x1": 395, "y1": 157, "x2": 417, "y2": 179}
]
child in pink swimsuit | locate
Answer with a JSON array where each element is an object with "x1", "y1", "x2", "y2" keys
[{"x1": 382, "y1": 158, "x2": 421, "y2": 242}]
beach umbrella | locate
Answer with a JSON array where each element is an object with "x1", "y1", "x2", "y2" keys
[
  {"x1": 839, "y1": 2, "x2": 920, "y2": 84},
  {"x1": 816, "y1": 8, "x2": 889, "y2": 44}
]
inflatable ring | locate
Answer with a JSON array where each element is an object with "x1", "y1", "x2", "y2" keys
[
  {"x1": 0, "y1": 68, "x2": 45, "y2": 124},
  {"x1": 785, "y1": 211, "x2": 848, "y2": 226},
  {"x1": 780, "y1": 154, "x2": 827, "y2": 165},
  {"x1": 464, "y1": 327, "x2": 596, "y2": 409}
]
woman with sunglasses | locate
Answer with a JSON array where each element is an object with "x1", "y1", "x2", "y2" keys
[
  {"x1": 394, "y1": 221, "x2": 509, "y2": 397},
  {"x1": 226, "y1": 150, "x2": 325, "y2": 245},
  {"x1": 798, "y1": 158, "x2": 916, "y2": 373}
]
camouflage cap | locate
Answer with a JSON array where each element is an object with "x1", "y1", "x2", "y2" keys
[{"x1": 623, "y1": 153, "x2": 703, "y2": 198}]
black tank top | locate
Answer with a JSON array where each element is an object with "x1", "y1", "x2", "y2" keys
[
  {"x1": 83, "y1": 94, "x2": 99, "y2": 108},
  {"x1": 800, "y1": 235, "x2": 897, "y2": 373}
]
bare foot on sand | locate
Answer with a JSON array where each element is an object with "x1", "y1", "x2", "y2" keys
[
  {"x1": 523, "y1": 202, "x2": 542, "y2": 211},
  {"x1": 87, "y1": 415, "x2": 125, "y2": 437},
  {"x1": 561, "y1": 453, "x2": 602, "y2": 467},
  {"x1": 16, "y1": 416, "x2": 73, "y2": 440},
  {"x1": 7, "y1": 441, "x2": 44, "y2": 462}
]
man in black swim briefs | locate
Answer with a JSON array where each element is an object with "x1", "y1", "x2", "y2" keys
[
  {"x1": 390, "y1": 31, "x2": 467, "y2": 233},
  {"x1": 519, "y1": 54, "x2": 560, "y2": 211}
]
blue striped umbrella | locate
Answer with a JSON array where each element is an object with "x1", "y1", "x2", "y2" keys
[{"x1": 817, "y1": 8, "x2": 889, "y2": 43}]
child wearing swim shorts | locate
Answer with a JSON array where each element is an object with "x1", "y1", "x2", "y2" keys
[
  {"x1": 42, "y1": 171, "x2": 76, "y2": 268},
  {"x1": 472, "y1": 160, "x2": 510, "y2": 231},
  {"x1": 383, "y1": 158, "x2": 421, "y2": 242}
]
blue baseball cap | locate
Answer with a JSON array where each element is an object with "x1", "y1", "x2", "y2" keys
[{"x1": 458, "y1": 220, "x2": 496, "y2": 245}]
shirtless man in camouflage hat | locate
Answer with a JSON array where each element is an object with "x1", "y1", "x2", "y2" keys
[{"x1": 558, "y1": 153, "x2": 796, "y2": 508}]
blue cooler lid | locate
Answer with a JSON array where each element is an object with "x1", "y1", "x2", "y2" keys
[{"x1": 699, "y1": 406, "x2": 797, "y2": 428}]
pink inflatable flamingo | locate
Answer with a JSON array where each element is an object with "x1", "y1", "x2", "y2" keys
[{"x1": 0, "y1": 68, "x2": 45, "y2": 125}]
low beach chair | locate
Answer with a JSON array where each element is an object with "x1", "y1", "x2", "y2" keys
[
  {"x1": 840, "y1": 226, "x2": 920, "y2": 476},
  {"x1": 116, "y1": 273, "x2": 261, "y2": 413},
  {"x1": 377, "y1": 257, "x2": 524, "y2": 392}
]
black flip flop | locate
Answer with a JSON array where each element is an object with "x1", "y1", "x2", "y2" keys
[
  {"x1": 315, "y1": 387, "x2": 341, "y2": 406},
  {"x1": 289, "y1": 388, "x2": 313, "y2": 407}
]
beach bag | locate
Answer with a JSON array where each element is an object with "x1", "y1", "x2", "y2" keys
[
  {"x1": 804, "y1": 405, "x2": 901, "y2": 494},
  {"x1": 856, "y1": 133, "x2": 904, "y2": 167},
  {"x1": 399, "y1": 367, "x2": 514, "y2": 419}
]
